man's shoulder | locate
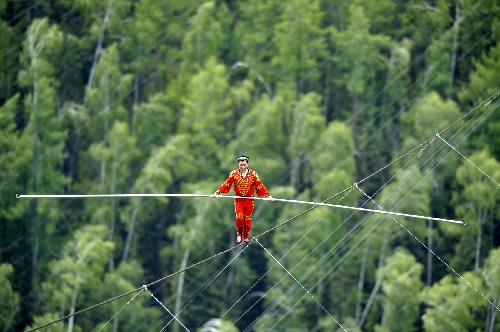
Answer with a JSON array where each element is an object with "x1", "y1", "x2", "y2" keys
[
  {"x1": 249, "y1": 169, "x2": 260, "y2": 178},
  {"x1": 229, "y1": 169, "x2": 238, "y2": 176}
]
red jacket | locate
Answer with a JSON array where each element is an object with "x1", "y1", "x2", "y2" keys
[{"x1": 217, "y1": 169, "x2": 270, "y2": 197}]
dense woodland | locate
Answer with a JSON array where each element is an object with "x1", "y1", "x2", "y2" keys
[{"x1": 1, "y1": 0, "x2": 500, "y2": 331}]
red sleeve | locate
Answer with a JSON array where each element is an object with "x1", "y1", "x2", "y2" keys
[
  {"x1": 253, "y1": 171, "x2": 270, "y2": 197},
  {"x1": 218, "y1": 171, "x2": 236, "y2": 194}
]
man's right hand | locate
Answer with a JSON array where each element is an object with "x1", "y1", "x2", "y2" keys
[{"x1": 211, "y1": 193, "x2": 218, "y2": 198}]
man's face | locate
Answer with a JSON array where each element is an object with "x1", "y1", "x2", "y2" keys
[{"x1": 238, "y1": 160, "x2": 248, "y2": 171}]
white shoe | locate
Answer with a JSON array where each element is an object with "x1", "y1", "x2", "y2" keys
[{"x1": 236, "y1": 234, "x2": 242, "y2": 243}]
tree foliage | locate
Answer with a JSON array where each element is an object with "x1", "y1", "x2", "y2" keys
[{"x1": 1, "y1": 1, "x2": 499, "y2": 331}]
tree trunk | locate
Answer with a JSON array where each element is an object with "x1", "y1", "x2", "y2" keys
[
  {"x1": 488, "y1": 300, "x2": 498, "y2": 332},
  {"x1": 173, "y1": 247, "x2": 190, "y2": 332},
  {"x1": 122, "y1": 203, "x2": 139, "y2": 262},
  {"x1": 449, "y1": 1, "x2": 460, "y2": 89},
  {"x1": 359, "y1": 278, "x2": 382, "y2": 328},
  {"x1": 358, "y1": 236, "x2": 387, "y2": 328},
  {"x1": 85, "y1": 0, "x2": 114, "y2": 99},
  {"x1": 355, "y1": 240, "x2": 370, "y2": 322},
  {"x1": 67, "y1": 272, "x2": 81, "y2": 332},
  {"x1": 474, "y1": 214, "x2": 482, "y2": 276}
]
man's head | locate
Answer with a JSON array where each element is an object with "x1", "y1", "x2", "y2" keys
[{"x1": 237, "y1": 155, "x2": 249, "y2": 171}]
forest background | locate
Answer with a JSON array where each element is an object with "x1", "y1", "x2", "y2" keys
[{"x1": 1, "y1": 0, "x2": 500, "y2": 331}]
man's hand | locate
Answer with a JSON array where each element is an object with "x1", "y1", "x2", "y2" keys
[
  {"x1": 268, "y1": 195, "x2": 274, "y2": 202},
  {"x1": 211, "y1": 193, "x2": 218, "y2": 198}
]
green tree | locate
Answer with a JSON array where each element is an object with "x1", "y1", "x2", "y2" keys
[
  {"x1": 399, "y1": 92, "x2": 462, "y2": 283},
  {"x1": 131, "y1": 92, "x2": 179, "y2": 157},
  {"x1": 122, "y1": 0, "x2": 204, "y2": 101},
  {"x1": 84, "y1": 43, "x2": 133, "y2": 145},
  {"x1": 180, "y1": 1, "x2": 223, "y2": 76},
  {"x1": 17, "y1": 17, "x2": 68, "y2": 309},
  {"x1": 483, "y1": 248, "x2": 500, "y2": 332},
  {"x1": 234, "y1": 0, "x2": 283, "y2": 91},
  {"x1": 350, "y1": 167, "x2": 429, "y2": 329},
  {"x1": 286, "y1": 92, "x2": 326, "y2": 190},
  {"x1": 458, "y1": 42, "x2": 500, "y2": 160},
  {"x1": 422, "y1": 272, "x2": 486, "y2": 332},
  {"x1": 0, "y1": 94, "x2": 26, "y2": 216},
  {"x1": 415, "y1": 0, "x2": 480, "y2": 96},
  {"x1": 0, "y1": 94, "x2": 32, "y2": 331},
  {"x1": 332, "y1": 3, "x2": 391, "y2": 182},
  {"x1": 179, "y1": 57, "x2": 230, "y2": 171},
  {"x1": 0, "y1": 12, "x2": 19, "y2": 104},
  {"x1": 450, "y1": 150, "x2": 500, "y2": 274},
  {"x1": 401, "y1": 0, "x2": 449, "y2": 81},
  {"x1": 31, "y1": 224, "x2": 114, "y2": 332},
  {"x1": 358, "y1": 0, "x2": 397, "y2": 37},
  {"x1": 380, "y1": 38, "x2": 413, "y2": 153},
  {"x1": 62, "y1": 0, "x2": 131, "y2": 93},
  {"x1": 226, "y1": 94, "x2": 288, "y2": 185},
  {"x1": 92, "y1": 261, "x2": 163, "y2": 332},
  {"x1": 425, "y1": 29, "x2": 454, "y2": 96},
  {"x1": 127, "y1": 134, "x2": 194, "y2": 286},
  {"x1": 79, "y1": 46, "x2": 135, "y2": 263},
  {"x1": 86, "y1": 122, "x2": 138, "y2": 270},
  {"x1": 0, "y1": 263, "x2": 19, "y2": 331},
  {"x1": 259, "y1": 142, "x2": 356, "y2": 330},
  {"x1": 375, "y1": 249, "x2": 423, "y2": 332},
  {"x1": 455, "y1": 0, "x2": 500, "y2": 85},
  {"x1": 228, "y1": 90, "x2": 325, "y2": 192},
  {"x1": 272, "y1": 0, "x2": 327, "y2": 94},
  {"x1": 310, "y1": 121, "x2": 355, "y2": 200},
  {"x1": 400, "y1": 92, "x2": 461, "y2": 152}
]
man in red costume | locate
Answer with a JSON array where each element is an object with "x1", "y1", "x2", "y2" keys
[{"x1": 211, "y1": 155, "x2": 274, "y2": 243}]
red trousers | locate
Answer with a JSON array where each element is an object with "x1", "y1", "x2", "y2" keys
[{"x1": 234, "y1": 198, "x2": 255, "y2": 237}]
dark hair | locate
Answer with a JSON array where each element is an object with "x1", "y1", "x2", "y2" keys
[{"x1": 237, "y1": 155, "x2": 249, "y2": 162}]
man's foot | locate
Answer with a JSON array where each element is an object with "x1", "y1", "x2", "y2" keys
[
  {"x1": 236, "y1": 233, "x2": 242, "y2": 243},
  {"x1": 243, "y1": 229, "x2": 250, "y2": 243}
]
